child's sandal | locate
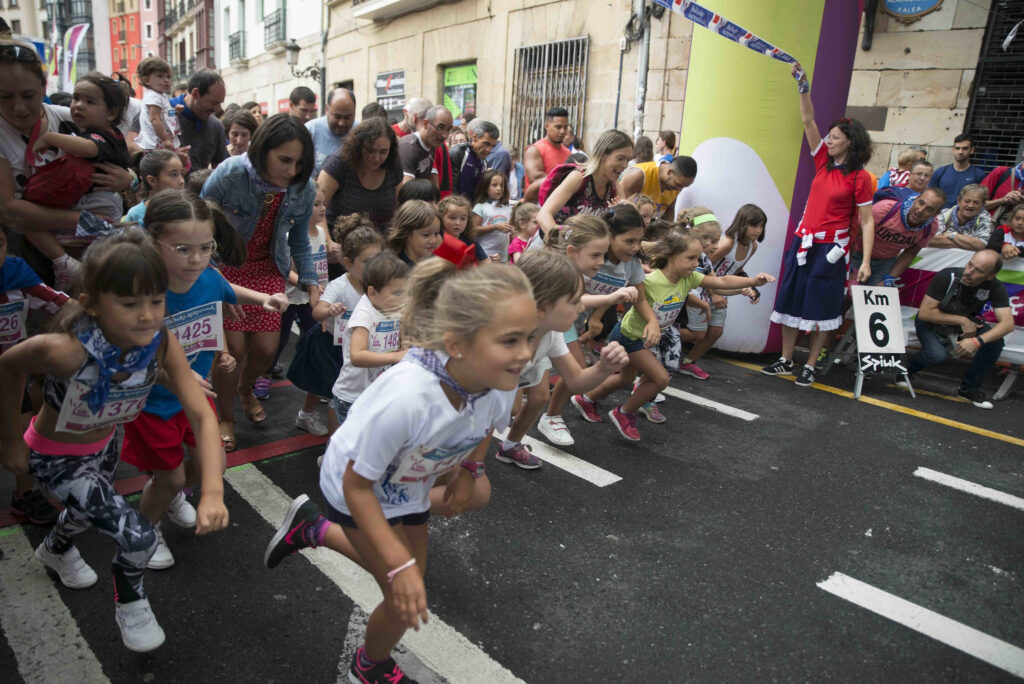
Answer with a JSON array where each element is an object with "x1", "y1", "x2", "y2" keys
[{"x1": 219, "y1": 421, "x2": 237, "y2": 452}]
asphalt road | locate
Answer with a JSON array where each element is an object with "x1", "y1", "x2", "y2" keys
[{"x1": 1, "y1": 351, "x2": 1021, "y2": 683}]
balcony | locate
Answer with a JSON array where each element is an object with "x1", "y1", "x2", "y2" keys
[
  {"x1": 229, "y1": 30, "x2": 246, "y2": 63},
  {"x1": 118, "y1": 29, "x2": 126, "y2": 42},
  {"x1": 163, "y1": 7, "x2": 178, "y2": 30},
  {"x1": 187, "y1": 56, "x2": 196, "y2": 74},
  {"x1": 172, "y1": 62, "x2": 187, "y2": 81},
  {"x1": 263, "y1": 8, "x2": 286, "y2": 50},
  {"x1": 351, "y1": 0, "x2": 440, "y2": 22},
  {"x1": 116, "y1": 1, "x2": 124, "y2": 12}
]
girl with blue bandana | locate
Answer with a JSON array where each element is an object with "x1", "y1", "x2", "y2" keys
[
  {"x1": 264, "y1": 258, "x2": 537, "y2": 684},
  {"x1": 0, "y1": 228, "x2": 228, "y2": 653}
]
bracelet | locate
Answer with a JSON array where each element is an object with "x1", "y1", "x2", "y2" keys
[
  {"x1": 797, "y1": 80, "x2": 810, "y2": 94},
  {"x1": 387, "y1": 558, "x2": 417, "y2": 583},
  {"x1": 975, "y1": 336, "x2": 983, "y2": 348}
]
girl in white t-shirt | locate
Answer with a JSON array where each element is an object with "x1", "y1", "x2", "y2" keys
[
  {"x1": 331, "y1": 252, "x2": 410, "y2": 424},
  {"x1": 496, "y1": 250, "x2": 630, "y2": 469},
  {"x1": 135, "y1": 57, "x2": 180, "y2": 153},
  {"x1": 264, "y1": 258, "x2": 537, "y2": 684},
  {"x1": 472, "y1": 170, "x2": 512, "y2": 263}
]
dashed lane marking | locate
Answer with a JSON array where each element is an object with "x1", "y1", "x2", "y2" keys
[
  {"x1": 224, "y1": 465, "x2": 525, "y2": 684},
  {"x1": 818, "y1": 572, "x2": 1024, "y2": 678},
  {"x1": 0, "y1": 528, "x2": 110, "y2": 684},
  {"x1": 714, "y1": 356, "x2": 1024, "y2": 448},
  {"x1": 493, "y1": 429, "x2": 622, "y2": 487},
  {"x1": 661, "y1": 386, "x2": 759, "y2": 421},
  {"x1": 913, "y1": 467, "x2": 1024, "y2": 511}
]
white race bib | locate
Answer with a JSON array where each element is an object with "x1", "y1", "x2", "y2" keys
[
  {"x1": 166, "y1": 302, "x2": 223, "y2": 360},
  {"x1": 585, "y1": 272, "x2": 627, "y2": 296},
  {"x1": 55, "y1": 380, "x2": 152, "y2": 434},
  {"x1": 389, "y1": 440, "x2": 482, "y2": 483},
  {"x1": 0, "y1": 299, "x2": 29, "y2": 346},
  {"x1": 313, "y1": 250, "x2": 329, "y2": 287},
  {"x1": 333, "y1": 310, "x2": 353, "y2": 346},
  {"x1": 653, "y1": 295, "x2": 684, "y2": 328},
  {"x1": 368, "y1": 317, "x2": 401, "y2": 382}
]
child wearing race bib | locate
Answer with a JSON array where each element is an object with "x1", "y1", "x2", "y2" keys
[
  {"x1": 332, "y1": 252, "x2": 410, "y2": 425},
  {"x1": 388, "y1": 200, "x2": 443, "y2": 267},
  {"x1": 0, "y1": 228, "x2": 229, "y2": 653},
  {"x1": 264, "y1": 258, "x2": 536, "y2": 684},
  {"x1": 580, "y1": 232, "x2": 774, "y2": 441},
  {"x1": 496, "y1": 250, "x2": 630, "y2": 468},
  {"x1": 0, "y1": 215, "x2": 69, "y2": 526},
  {"x1": 667, "y1": 209, "x2": 721, "y2": 381},
  {"x1": 681, "y1": 203, "x2": 767, "y2": 380},
  {"x1": 121, "y1": 190, "x2": 285, "y2": 567},
  {"x1": 547, "y1": 205, "x2": 647, "y2": 442},
  {"x1": 471, "y1": 169, "x2": 512, "y2": 263},
  {"x1": 122, "y1": 150, "x2": 186, "y2": 226},
  {"x1": 276, "y1": 185, "x2": 332, "y2": 437}
]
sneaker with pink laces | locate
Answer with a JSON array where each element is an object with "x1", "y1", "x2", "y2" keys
[
  {"x1": 570, "y1": 394, "x2": 603, "y2": 423},
  {"x1": 495, "y1": 442, "x2": 542, "y2": 469},
  {"x1": 637, "y1": 402, "x2": 666, "y2": 423},
  {"x1": 608, "y1": 406, "x2": 641, "y2": 441},
  {"x1": 678, "y1": 362, "x2": 710, "y2": 380}
]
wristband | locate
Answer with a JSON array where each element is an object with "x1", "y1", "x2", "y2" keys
[
  {"x1": 387, "y1": 558, "x2": 416, "y2": 583},
  {"x1": 797, "y1": 80, "x2": 810, "y2": 94},
  {"x1": 460, "y1": 460, "x2": 485, "y2": 478},
  {"x1": 975, "y1": 336, "x2": 983, "y2": 349}
]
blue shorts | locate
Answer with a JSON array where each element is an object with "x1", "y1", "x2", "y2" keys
[{"x1": 607, "y1": 321, "x2": 646, "y2": 354}]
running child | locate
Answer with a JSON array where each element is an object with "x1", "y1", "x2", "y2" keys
[
  {"x1": 0, "y1": 211, "x2": 68, "y2": 525},
  {"x1": 471, "y1": 169, "x2": 512, "y2": 263},
  {"x1": 265, "y1": 259, "x2": 536, "y2": 684},
  {"x1": 576, "y1": 232, "x2": 774, "y2": 441},
  {"x1": 123, "y1": 149, "x2": 186, "y2": 225},
  {"x1": 121, "y1": 190, "x2": 285, "y2": 569},
  {"x1": 672, "y1": 208, "x2": 722, "y2": 378},
  {"x1": 332, "y1": 252, "x2": 410, "y2": 425},
  {"x1": 679, "y1": 203, "x2": 767, "y2": 379},
  {"x1": 277, "y1": 184, "x2": 331, "y2": 437},
  {"x1": 0, "y1": 228, "x2": 228, "y2": 652},
  {"x1": 545, "y1": 204, "x2": 647, "y2": 442},
  {"x1": 388, "y1": 199, "x2": 443, "y2": 267},
  {"x1": 496, "y1": 249, "x2": 630, "y2": 468},
  {"x1": 508, "y1": 202, "x2": 540, "y2": 264}
]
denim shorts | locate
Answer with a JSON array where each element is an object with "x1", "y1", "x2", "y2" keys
[
  {"x1": 333, "y1": 398, "x2": 353, "y2": 425},
  {"x1": 607, "y1": 321, "x2": 646, "y2": 353},
  {"x1": 326, "y1": 501, "x2": 429, "y2": 529}
]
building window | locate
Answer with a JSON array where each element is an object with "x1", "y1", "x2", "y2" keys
[
  {"x1": 145, "y1": 23, "x2": 152, "y2": 39},
  {"x1": 144, "y1": 0, "x2": 150, "y2": 8},
  {"x1": 10, "y1": 0, "x2": 18, "y2": 7},
  {"x1": 442, "y1": 63, "x2": 477, "y2": 122},
  {"x1": 509, "y1": 36, "x2": 589, "y2": 151},
  {"x1": 11, "y1": 20, "x2": 21, "y2": 32},
  {"x1": 129, "y1": 16, "x2": 134, "y2": 30}
]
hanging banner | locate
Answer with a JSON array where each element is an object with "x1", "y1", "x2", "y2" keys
[
  {"x1": 61, "y1": 23, "x2": 90, "y2": 93},
  {"x1": 47, "y1": 13, "x2": 60, "y2": 94}
]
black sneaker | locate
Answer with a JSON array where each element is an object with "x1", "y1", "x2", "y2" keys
[
  {"x1": 10, "y1": 489, "x2": 60, "y2": 525},
  {"x1": 795, "y1": 365, "x2": 815, "y2": 387},
  {"x1": 349, "y1": 648, "x2": 418, "y2": 684},
  {"x1": 263, "y1": 494, "x2": 324, "y2": 569},
  {"x1": 761, "y1": 358, "x2": 793, "y2": 376},
  {"x1": 269, "y1": 363, "x2": 285, "y2": 378},
  {"x1": 957, "y1": 387, "x2": 993, "y2": 409}
]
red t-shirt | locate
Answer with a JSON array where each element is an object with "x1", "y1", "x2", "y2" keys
[
  {"x1": 980, "y1": 165, "x2": 1022, "y2": 202},
  {"x1": 392, "y1": 123, "x2": 410, "y2": 139},
  {"x1": 797, "y1": 141, "x2": 873, "y2": 244}
]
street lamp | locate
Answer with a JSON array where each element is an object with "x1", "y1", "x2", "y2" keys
[{"x1": 285, "y1": 39, "x2": 321, "y2": 82}]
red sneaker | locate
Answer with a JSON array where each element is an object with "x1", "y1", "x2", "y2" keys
[
  {"x1": 608, "y1": 406, "x2": 641, "y2": 441},
  {"x1": 570, "y1": 394, "x2": 603, "y2": 423}
]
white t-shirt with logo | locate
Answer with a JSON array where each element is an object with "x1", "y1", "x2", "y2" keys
[
  {"x1": 321, "y1": 272, "x2": 362, "y2": 345},
  {"x1": 518, "y1": 330, "x2": 570, "y2": 389},
  {"x1": 286, "y1": 225, "x2": 328, "y2": 305},
  {"x1": 320, "y1": 355, "x2": 514, "y2": 518},
  {"x1": 332, "y1": 294, "x2": 401, "y2": 402},
  {"x1": 136, "y1": 87, "x2": 180, "y2": 150}
]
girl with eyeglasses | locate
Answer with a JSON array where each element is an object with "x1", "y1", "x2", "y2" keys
[{"x1": 120, "y1": 189, "x2": 287, "y2": 569}]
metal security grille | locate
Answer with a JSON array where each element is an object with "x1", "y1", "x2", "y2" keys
[
  {"x1": 964, "y1": 0, "x2": 1024, "y2": 171},
  {"x1": 509, "y1": 36, "x2": 589, "y2": 152}
]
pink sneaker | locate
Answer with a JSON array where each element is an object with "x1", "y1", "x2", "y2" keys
[
  {"x1": 678, "y1": 362, "x2": 710, "y2": 380},
  {"x1": 608, "y1": 406, "x2": 641, "y2": 441},
  {"x1": 570, "y1": 394, "x2": 603, "y2": 423}
]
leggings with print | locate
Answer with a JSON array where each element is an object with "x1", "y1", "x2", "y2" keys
[
  {"x1": 29, "y1": 433, "x2": 157, "y2": 603},
  {"x1": 653, "y1": 325, "x2": 682, "y2": 373}
]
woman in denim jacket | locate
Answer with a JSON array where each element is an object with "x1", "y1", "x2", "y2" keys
[{"x1": 201, "y1": 113, "x2": 319, "y2": 449}]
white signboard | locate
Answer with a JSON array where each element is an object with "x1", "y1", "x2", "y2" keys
[{"x1": 851, "y1": 285, "x2": 907, "y2": 374}]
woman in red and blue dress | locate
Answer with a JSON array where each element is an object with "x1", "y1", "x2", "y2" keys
[{"x1": 763, "y1": 61, "x2": 876, "y2": 388}]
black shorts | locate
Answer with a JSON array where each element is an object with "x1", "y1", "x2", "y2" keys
[{"x1": 326, "y1": 501, "x2": 429, "y2": 529}]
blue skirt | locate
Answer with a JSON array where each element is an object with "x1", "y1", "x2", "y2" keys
[{"x1": 770, "y1": 240, "x2": 847, "y2": 332}]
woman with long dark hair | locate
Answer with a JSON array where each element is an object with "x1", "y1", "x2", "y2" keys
[{"x1": 763, "y1": 61, "x2": 875, "y2": 388}]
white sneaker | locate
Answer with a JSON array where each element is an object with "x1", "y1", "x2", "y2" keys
[
  {"x1": 147, "y1": 525, "x2": 175, "y2": 570},
  {"x1": 536, "y1": 414, "x2": 574, "y2": 446},
  {"x1": 35, "y1": 543, "x2": 98, "y2": 589},
  {"x1": 53, "y1": 255, "x2": 81, "y2": 292},
  {"x1": 115, "y1": 598, "x2": 166, "y2": 652},
  {"x1": 295, "y1": 411, "x2": 329, "y2": 437},
  {"x1": 166, "y1": 490, "x2": 196, "y2": 528}
]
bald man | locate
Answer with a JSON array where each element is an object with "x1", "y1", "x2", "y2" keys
[{"x1": 306, "y1": 87, "x2": 357, "y2": 176}]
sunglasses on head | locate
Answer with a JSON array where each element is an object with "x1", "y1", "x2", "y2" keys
[{"x1": 0, "y1": 44, "x2": 42, "y2": 63}]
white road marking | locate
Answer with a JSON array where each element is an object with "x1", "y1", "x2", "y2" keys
[
  {"x1": 0, "y1": 528, "x2": 110, "y2": 684},
  {"x1": 494, "y1": 429, "x2": 622, "y2": 487},
  {"x1": 661, "y1": 386, "x2": 759, "y2": 421},
  {"x1": 818, "y1": 572, "x2": 1024, "y2": 677},
  {"x1": 225, "y1": 465, "x2": 524, "y2": 684},
  {"x1": 913, "y1": 467, "x2": 1024, "y2": 511}
]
